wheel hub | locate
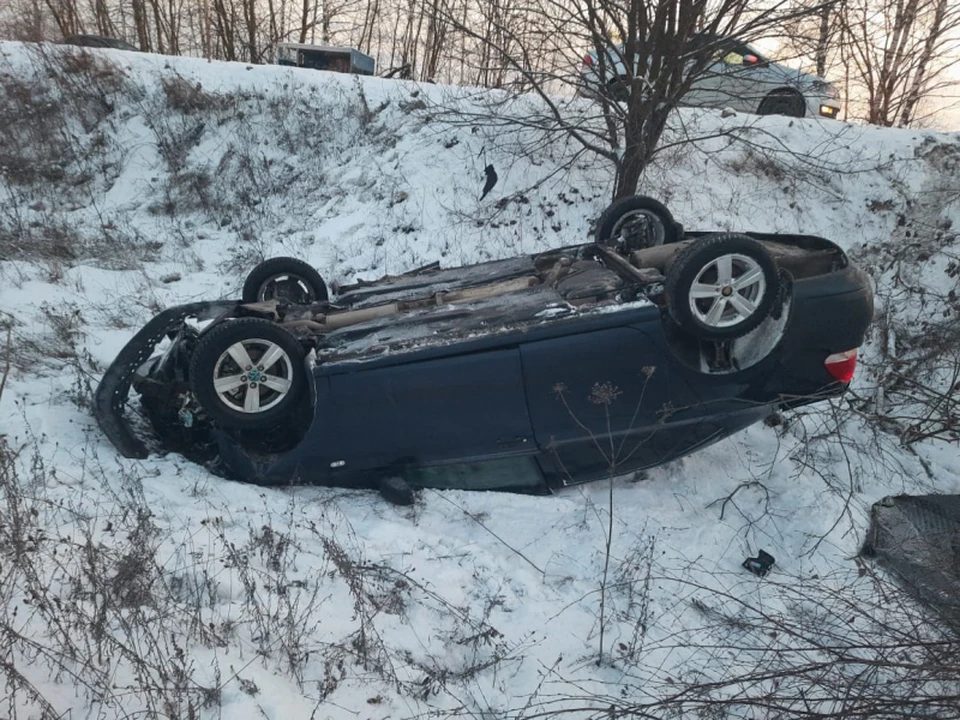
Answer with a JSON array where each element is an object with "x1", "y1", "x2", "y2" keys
[
  {"x1": 611, "y1": 209, "x2": 665, "y2": 250},
  {"x1": 213, "y1": 338, "x2": 293, "y2": 413},
  {"x1": 259, "y1": 274, "x2": 314, "y2": 304},
  {"x1": 688, "y1": 253, "x2": 767, "y2": 329}
]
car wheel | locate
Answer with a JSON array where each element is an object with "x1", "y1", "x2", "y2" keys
[
  {"x1": 665, "y1": 233, "x2": 779, "y2": 341},
  {"x1": 189, "y1": 318, "x2": 307, "y2": 429},
  {"x1": 607, "y1": 76, "x2": 630, "y2": 103},
  {"x1": 242, "y1": 257, "x2": 328, "y2": 305},
  {"x1": 757, "y1": 91, "x2": 806, "y2": 118},
  {"x1": 595, "y1": 195, "x2": 680, "y2": 252}
]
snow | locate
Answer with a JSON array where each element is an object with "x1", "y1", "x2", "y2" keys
[{"x1": 1, "y1": 40, "x2": 959, "y2": 718}]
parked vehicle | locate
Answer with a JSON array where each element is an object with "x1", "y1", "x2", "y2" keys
[
  {"x1": 274, "y1": 43, "x2": 375, "y2": 76},
  {"x1": 581, "y1": 34, "x2": 841, "y2": 119},
  {"x1": 95, "y1": 197, "x2": 872, "y2": 501},
  {"x1": 56, "y1": 35, "x2": 140, "y2": 52}
]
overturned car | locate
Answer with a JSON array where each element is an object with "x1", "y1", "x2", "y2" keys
[{"x1": 95, "y1": 197, "x2": 873, "y2": 498}]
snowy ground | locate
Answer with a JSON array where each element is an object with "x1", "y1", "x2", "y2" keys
[{"x1": 1, "y1": 41, "x2": 959, "y2": 718}]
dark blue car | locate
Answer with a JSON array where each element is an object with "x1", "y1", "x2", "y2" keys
[{"x1": 95, "y1": 197, "x2": 873, "y2": 501}]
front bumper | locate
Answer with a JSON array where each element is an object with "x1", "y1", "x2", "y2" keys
[{"x1": 93, "y1": 301, "x2": 238, "y2": 458}]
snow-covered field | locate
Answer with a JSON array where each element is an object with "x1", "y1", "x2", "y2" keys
[{"x1": 1, "y1": 40, "x2": 959, "y2": 718}]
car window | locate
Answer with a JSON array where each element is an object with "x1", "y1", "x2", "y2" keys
[
  {"x1": 715, "y1": 44, "x2": 763, "y2": 66},
  {"x1": 405, "y1": 456, "x2": 544, "y2": 491}
]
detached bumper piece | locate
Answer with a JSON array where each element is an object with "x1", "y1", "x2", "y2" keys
[
  {"x1": 93, "y1": 301, "x2": 237, "y2": 459},
  {"x1": 743, "y1": 549, "x2": 776, "y2": 577}
]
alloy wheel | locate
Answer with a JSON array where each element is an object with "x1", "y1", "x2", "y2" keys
[
  {"x1": 688, "y1": 253, "x2": 767, "y2": 329},
  {"x1": 212, "y1": 338, "x2": 294, "y2": 413}
]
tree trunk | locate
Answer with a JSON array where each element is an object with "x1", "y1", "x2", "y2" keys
[
  {"x1": 298, "y1": 0, "x2": 310, "y2": 43},
  {"x1": 44, "y1": 0, "x2": 84, "y2": 37},
  {"x1": 166, "y1": 0, "x2": 180, "y2": 55},
  {"x1": 204, "y1": 0, "x2": 213, "y2": 56},
  {"x1": 132, "y1": 0, "x2": 152, "y2": 52},
  {"x1": 358, "y1": 0, "x2": 379, "y2": 55},
  {"x1": 91, "y1": 0, "x2": 116, "y2": 37},
  {"x1": 266, "y1": 0, "x2": 278, "y2": 49},
  {"x1": 321, "y1": 0, "x2": 330, "y2": 43},
  {"x1": 614, "y1": 106, "x2": 669, "y2": 200},
  {"x1": 212, "y1": 0, "x2": 236, "y2": 60},
  {"x1": 421, "y1": 0, "x2": 446, "y2": 81},
  {"x1": 149, "y1": 0, "x2": 165, "y2": 54},
  {"x1": 898, "y1": 0, "x2": 947, "y2": 126},
  {"x1": 815, "y1": 4, "x2": 830, "y2": 77},
  {"x1": 243, "y1": 0, "x2": 258, "y2": 61}
]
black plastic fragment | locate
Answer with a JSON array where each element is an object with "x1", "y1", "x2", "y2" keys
[
  {"x1": 742, "y1": 550, "x2": 776, "y2": 577},
  {"x1": 212, "y1": 429, "x2": 262, "y2": 483},
  {"x1": 480, "y1": 164, "x2": 498, "y2": 200},
  {"x1": 379, "y1": 476, "x2": 415, "y2": 506}
]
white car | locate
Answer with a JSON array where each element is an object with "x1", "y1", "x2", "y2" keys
[{"x1": 581, "y1": 35, "x2": 841, "y2": 119}]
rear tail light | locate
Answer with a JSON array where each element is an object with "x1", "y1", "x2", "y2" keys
[
  {"x1": 824, "y1": 349, "x2": 858, "y2": 384},
  {"x1": 583, "y1": 54, "x2": 593, "y2": 67}
]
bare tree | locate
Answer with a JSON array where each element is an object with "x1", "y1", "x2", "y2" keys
[
  {"x1": 508, "y1": 567, "x2": 960, "y2": 718},
  {"x1": 0, "y1": 0, "x2": 50, "y2": 40},
  {"x1": 420, "y1": 0, "x2": 448, "y2": 80},
  {"x1": 211, "y1": 0, "x2": 237, "y2": 59},
  {"x1": 777, "y1": 0, "x2": 840, "y2": 78},
  {"x1": 838, "y1": 0, "x2": 960, "y2": 126},
  {"x1": 357, "y1": 0, "x2": 382, "y2": 54},
  {"x1": 42, "y1": 0, "x2": 85, "y2": 37},
  {"x1": 435, "y1": 0, "x2": 828, "y2": 199},
  {"x1": 132, "y1": 0, "x2": 153, "y2": 51}
]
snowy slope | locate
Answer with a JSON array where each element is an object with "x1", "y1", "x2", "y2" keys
[{"x1": 1, "y1": 40, "x2": 959, "y2": 718}]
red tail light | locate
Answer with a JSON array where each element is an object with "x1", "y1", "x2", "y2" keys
[
  {"x1": 824, "y1": 349, "x2": 857, "y2": 384},
  {"x1": 583, "y1": 54, "x2": 593, "y2": 67}
]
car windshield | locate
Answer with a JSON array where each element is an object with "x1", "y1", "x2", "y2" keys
[
  {"x1": 591, "y1": 35, "x2": 765, "y2": 70},
  {"x1": 276, "y1": 45, "x2": 297, "y2": 63},
  {"x1": 688, "y1": 34, "x2": 765, "y2": 64}
]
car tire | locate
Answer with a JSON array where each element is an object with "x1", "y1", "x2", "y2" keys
[
  {"x1": 757, "y1": 90, "x2": 806, "y2": 118},
  {"x1": 189, "y1": 318, "x2": 307, "y2": 429},
  {"x1": 607, "y1": 76, "x2": 630, "y2": 103},
  {"x1": 595, "y1": 195, "x2": 680, "y2": 252},
  {"x1": 665, "y1": 233, "x2": 779, "y2": 341},
  {"x1": 242, "y1": 257, "x2": 328, "y2": 305}
]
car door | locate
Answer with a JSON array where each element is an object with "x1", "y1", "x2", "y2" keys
[
  {"x1": 708, "y1": 45, "x2": 772, "y2": 111},
  {"x1": 520, "y1": 323, "x2": 701, "y2": 485},
  {"x1": 308, "y1": 348, "x2": 536, "y2": 474},
  {"x1": 686, "y1": 44, "x2": 765, "y2": 111},
  {"x1": 685, "y1": 54, "x2": 728, "y2": 109}
]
